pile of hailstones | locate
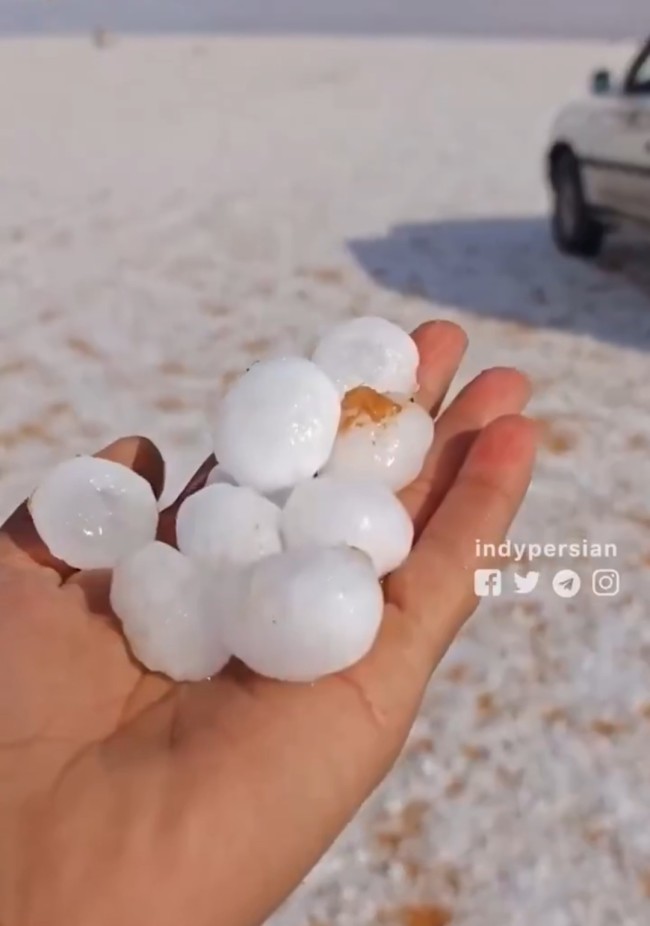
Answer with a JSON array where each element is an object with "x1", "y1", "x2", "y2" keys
[{"x1": 30, "y1": 317, "x2": 434, "y2": 683}]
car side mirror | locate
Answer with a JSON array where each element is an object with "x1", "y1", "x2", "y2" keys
[{"x1": 591, "y1": 69, "x2": 611, "y2": 95}]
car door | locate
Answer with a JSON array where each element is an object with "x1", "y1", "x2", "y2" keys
[
  {"x1": 580, "y1": 40, "x2": 650, "y2": 219},
  {"x1": 618, "y1": 43, "x2": 650, "y2": 222}
]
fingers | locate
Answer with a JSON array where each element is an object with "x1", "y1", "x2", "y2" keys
[
  {"x1": 0, "y1": 437, "x2": 165, "y2": 582},
  {"x1": 157, "y1": 454, "x2": 216, "y2": 547},
  {"x1": 389, "y1": 414, "x2": 538, "y2": 664},
  {"x1": 400, "y1": 367, "x2": 532, "y2": 535},
  {"x1": 410, "y1": 321, "x2": 468, "y2": 414}
]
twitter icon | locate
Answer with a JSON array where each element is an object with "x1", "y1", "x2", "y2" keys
[{"x1": 513, "y1": 571, "x2": 540, "y2": 594}]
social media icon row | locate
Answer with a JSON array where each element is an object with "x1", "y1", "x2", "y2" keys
[
  {"x1": 551, "y1": 569, "x2": 620, "y2": 598},
  {"x1": 474, "y1": 569, "x2": 538, "y2": 597},
  {"x1": 474, "y1": 568, "x2": 619, "y2": 598}
]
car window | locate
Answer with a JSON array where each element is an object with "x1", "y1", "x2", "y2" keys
[{"x1": 627, "y1": 46, "x2": 650, "y2": 94}]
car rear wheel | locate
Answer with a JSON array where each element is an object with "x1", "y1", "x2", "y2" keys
[{"x1": 551, "y1": 153, "x2": 605, "y2": 257}]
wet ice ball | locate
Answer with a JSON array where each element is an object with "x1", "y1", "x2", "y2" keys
[
  {"x1": 312, "y1": 315, "x2": 419, "y2": 396},
  {"x1": 323, "y1": 387, "x2": 434, "y2": 492},
  {"x1": 110, "y1": 541, "x2": 232, "y2": 682},
  {"x1": 177, "y1": 483, "x2": 282, "y2": 569},
  {"x1": 224, "y1": 547, "x2": 384, "y2": 682},
  {"x1": 282, "y1": 476, "x2": 413, "y2": 577},
  {"x1": 29, "y1": 455, "x2": 159, "y2": 570},
  {"x1": 212, "y1": 357, "x2": 341, "y2": 494}
]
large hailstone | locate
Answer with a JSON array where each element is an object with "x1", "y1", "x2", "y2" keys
[
  {"x1": 177, "y1": 483, "x2": 282, "y2": 569},
  {"x1": 323, "y1": 387, "x2": 434, "y2": 492},
  {"x1": 282, "y1": 476, "x2": 413, "y2": 577},
  {"x1": 29, "y1": 456, "x2": 158, "y2": 570},
  {"x1": 212, "y1": 357, "x2": 341, "y2": 494},
  {"x1": 110, "y1": 541, "x2": 233, "y2": 682},
  {"x1": 312, "y1": 315, "x2": 419, "y2": 397},
  {"x1": 224, "y1": 547, "x2": 384, "y2": 682}
]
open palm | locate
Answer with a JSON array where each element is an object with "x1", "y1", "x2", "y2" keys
[{"x1": 0, "y1": 322, "x2": 536, "y2": 926}]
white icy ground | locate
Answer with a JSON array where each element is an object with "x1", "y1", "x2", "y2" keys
[{"x1": 1, "y1": 37, "x2": 649, "y2": 926}]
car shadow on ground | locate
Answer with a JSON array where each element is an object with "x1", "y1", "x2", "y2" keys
[{"x1": 348, "y1": 217, "x2": 650, "y2": 352}]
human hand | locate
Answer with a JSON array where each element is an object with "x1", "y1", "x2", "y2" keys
[{"x1": 0, "y1": 321, "x2": 536, "y2": 926}]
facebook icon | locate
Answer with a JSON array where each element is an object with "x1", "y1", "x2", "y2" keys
[{"x1": 474, "y1": 569, "x2": 503, "y2": 597}]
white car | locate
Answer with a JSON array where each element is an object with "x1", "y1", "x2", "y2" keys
[{"x1": 547, "y1": 37, "x2": 650, "y2": 257}]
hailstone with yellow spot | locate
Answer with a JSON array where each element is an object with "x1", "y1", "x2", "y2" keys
[{"x1": 323, "y1": 387, "x2": 433, "y2": 491}]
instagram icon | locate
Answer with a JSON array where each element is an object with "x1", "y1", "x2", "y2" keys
[{"x1": 592, "y1": 569, "x2": 620, "y2": 597}]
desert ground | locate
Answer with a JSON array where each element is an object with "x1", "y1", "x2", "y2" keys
[{"x1": 1, "y1": 35, "x2": 649, "y2": 926}]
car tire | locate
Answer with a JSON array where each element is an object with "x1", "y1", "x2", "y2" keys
[{"x1": 551, "y1": 153, "x2": 605, "y2": 258}]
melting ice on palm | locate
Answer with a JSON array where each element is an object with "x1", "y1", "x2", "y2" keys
[
  {"x1": 223, "y1": 546, "x2": 384, "y2": 683},
  {"x1": 177, "y1": 483, "x2": 282, "y2": 569},
  {"x1": 110, "y1": 541, "x2": 233, "y2": 682},
  {"x1": 212, "y1": 356, "x2": 341, "y2": 494},
  {"x1": 29, "y1": 456, "x2": 158, "y2": 570},
  {"x1": 282, "y1": 475, "x2": 413, "y2": 577},
  {"x1": 30, "y1": 313, "x2": 432, "y2": 686}
]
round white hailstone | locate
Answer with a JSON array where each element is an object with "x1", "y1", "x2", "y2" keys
[
  {"x1": 29, "y1": 455, "x2": 158, "y2": 570},
  {"x1": 312, "y1": 316, "x2": 419, "y2": 397},
  {"x1": 224, "y1": 547, "x2": 384, "y2": 682},
  {"x1": 110, "y1": 541, "x2": 233, "y2": 682},
  {"x1": 177, "y1": 483, "x2": 282, "y2": 569},
  {"x1": 282, "y1": 476, "x2": 413, "y2": 577},
  {"x1": 206, "y1": 465, "x2": 238, "y2": 488},
  {"x1": 212, "y1": 357, "x2": 341, "y2": 494},
  {"x1": 323, "y1": 388, "x2": 434, "y2": 492}
]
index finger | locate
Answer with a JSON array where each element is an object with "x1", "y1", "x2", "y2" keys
[{"x1": 389, "y1": 414, "x2": 538, "y2": 663}]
